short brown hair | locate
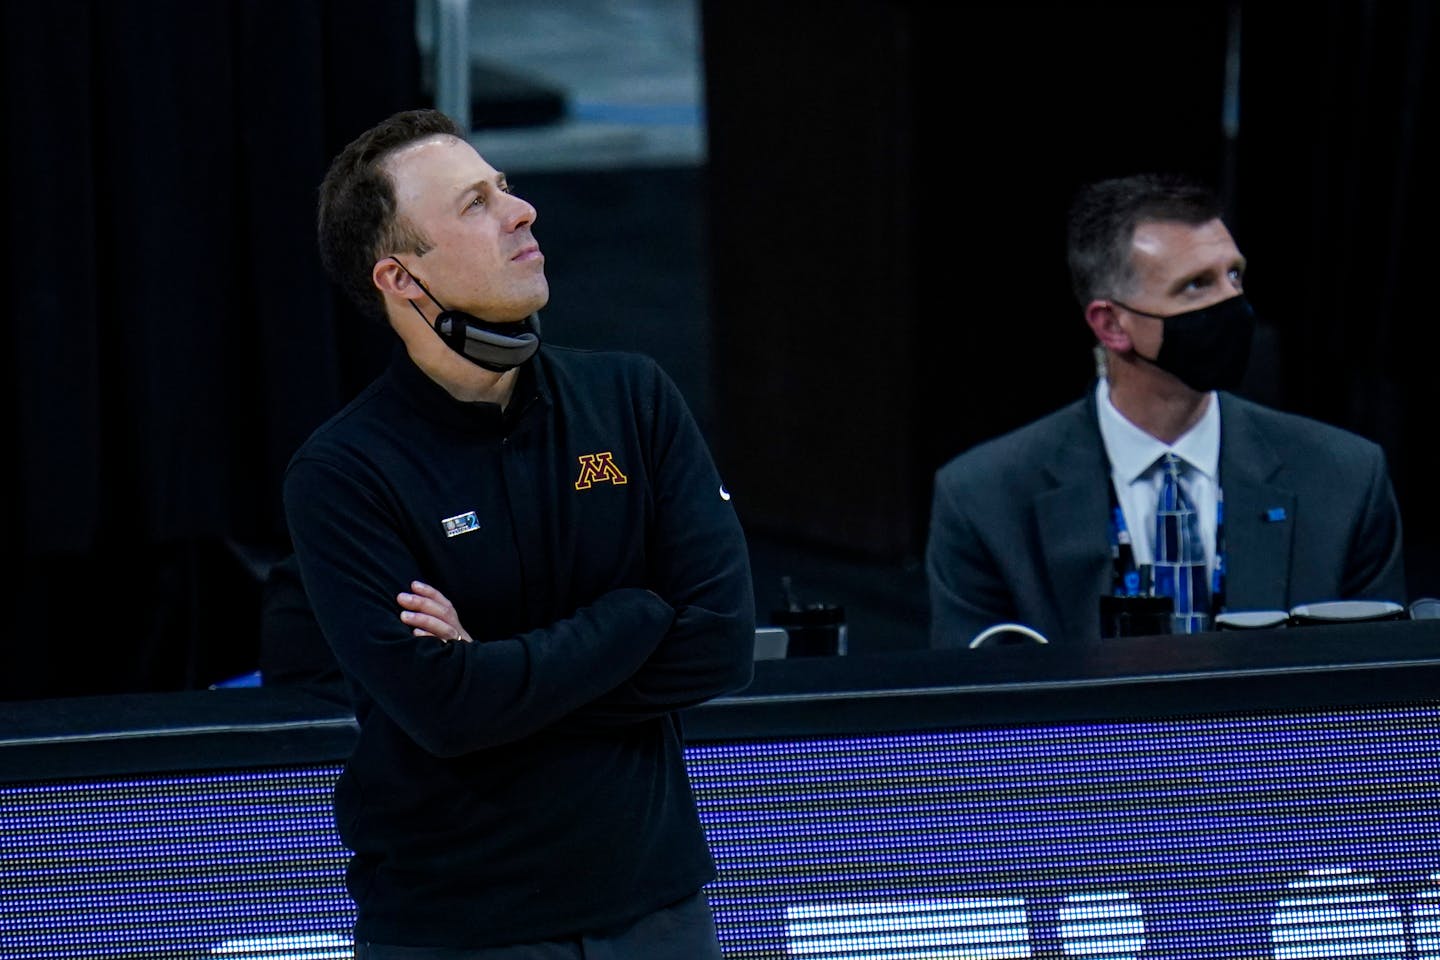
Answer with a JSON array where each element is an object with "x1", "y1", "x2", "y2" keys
[
  {"x1": 1065, "y1": 173, "x2": 1222, "y2": 306},
  {"x1": 317, "y1": 109, "x2": 461, "y2": 320}
]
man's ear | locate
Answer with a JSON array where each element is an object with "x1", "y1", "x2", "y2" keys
[
  {"x1": 372, "y1": 257, "x2": 422, "y2": 302},
  {"x1": 1084, "y1": 300, "x2": 1132, "y2": 352}
]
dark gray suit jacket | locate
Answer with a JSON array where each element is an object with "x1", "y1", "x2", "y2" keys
[{"x1": 926, "y1": 388, "x2": 1406, "y2": 647}]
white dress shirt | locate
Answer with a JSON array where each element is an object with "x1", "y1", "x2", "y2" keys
[{"x1": 1095, "y1": 378, "x2": 1222, "y2": 577}]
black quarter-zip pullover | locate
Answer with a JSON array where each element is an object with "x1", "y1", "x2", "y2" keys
[{"x1": 283, "y1": 344, "x2": 755, "y2": 947}]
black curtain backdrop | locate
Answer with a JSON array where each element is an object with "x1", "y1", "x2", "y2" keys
[
  {"x1": 1236, "y1": 0, "x2": 1439, "y2": 594},
  {"x1": 703, "y1": 0, "x2": 918, "y2": 562},
  {"x1": 1, "y1": 0, "x2": 417, "y2": 699}
]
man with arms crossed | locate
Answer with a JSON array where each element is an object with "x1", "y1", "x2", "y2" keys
[
  {"x1": 926, "y1": 172, "x2": 1405, "y2": 647},
  {"x1": 285, "y1": 108, "x2": 755, "y2": 957}
]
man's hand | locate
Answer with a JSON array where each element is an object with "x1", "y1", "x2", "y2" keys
[{"x1": 397, "y1": 580, "x2": 472, "y2": 644}]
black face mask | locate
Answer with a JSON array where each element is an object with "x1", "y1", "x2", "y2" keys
[
  {"x1": 1113, "y1": 293, "x2": 1256, "y2": 392},
  {"x1": 390, "y1": 258, "x2": 541, "y2": 373}
]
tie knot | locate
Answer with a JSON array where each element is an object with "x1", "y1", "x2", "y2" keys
[{"x1": 1161, "y1": 452, "x2": 1184, "y2": 480}]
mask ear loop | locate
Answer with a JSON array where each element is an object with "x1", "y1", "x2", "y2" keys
[
  {"x1": 1110, "y1": 298, "x2": 1171, "y2": 320},
  {"x1": 390, "y1": 256, "x2": 448, "y2": 330},
  {"x1": 1107, "y1": 298, "x2": 1168, "y2": 367}
]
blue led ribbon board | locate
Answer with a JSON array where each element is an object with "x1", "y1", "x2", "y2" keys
[
  {"x1": 691, "y1": 702, "x2": 1440, "y2": 958},
  {"x1": 0, "y1": 766, "x2": 353, "y2": 959},
  {"x1": 5, "y1": 702, "x2": 1440, "y2": 958}
]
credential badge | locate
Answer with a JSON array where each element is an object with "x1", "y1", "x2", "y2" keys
[{"x1": 442, "y1": 510, "x2": 481, "y2": 538}]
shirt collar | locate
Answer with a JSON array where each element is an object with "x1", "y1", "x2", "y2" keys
[
  {"x1": 389, "y1": 343, "x2": 550, "y2": 434},
  {"x1": 1095, "y1": 378, "x2": 1221, "y2": 483}
]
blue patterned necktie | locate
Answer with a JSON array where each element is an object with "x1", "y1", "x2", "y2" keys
[{"x1": 1153, "y1": 452, "x2": 1210, "y2": 633}]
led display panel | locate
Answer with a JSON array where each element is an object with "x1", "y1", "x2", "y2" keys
[{"x1": 4, "y1": 702, "x2": 1440, "y2": 958}]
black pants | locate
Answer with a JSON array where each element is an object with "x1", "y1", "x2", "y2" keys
[{"x1": 353, "y1": 891, "x2": 724, "y2": 960}]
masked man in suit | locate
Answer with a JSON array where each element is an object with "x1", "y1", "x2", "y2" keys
[{"x1": 926, "y1": 172, "x2": 1405, "y2": 647}]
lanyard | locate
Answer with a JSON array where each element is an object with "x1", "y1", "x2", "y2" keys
[{"x1": 1107, "y1": 477, "x2": 1227, "y2": 614}]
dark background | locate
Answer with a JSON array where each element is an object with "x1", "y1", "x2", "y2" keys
[{"x1": 2, "y1": 0, "x2": 1434, "y2": 700}]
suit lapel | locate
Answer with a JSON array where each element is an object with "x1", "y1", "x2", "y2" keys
[
  {"x1": 1218, "y1": 394, "x2": 1295, "y2": 611},
  {"x1": 1034, "y1": 397, "x2": 1113, "y2": 642}
]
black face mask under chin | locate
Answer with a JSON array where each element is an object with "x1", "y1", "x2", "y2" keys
[
  {"x1": 1112, "y1": 293, "x2": 1257, "y2": 393},
  {"x1": 390, "y1": 257, "x2": 541, "y2": 373}
]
